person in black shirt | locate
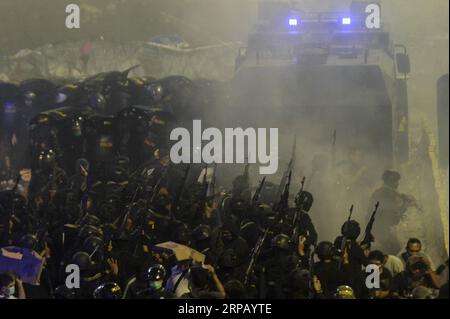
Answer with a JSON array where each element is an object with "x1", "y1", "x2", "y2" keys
[
  {"x1": 262, "y1": 234, "x2": 300, "y2": 299},
  {"x1": 211, "y1": 216, "x2": 250, "y2": 283},
  {"x1": 28, "y1": 149, "x2": 68, "y2": 206},
  {"x1": 313, "y1": 241, "x2": 342, "y2": 298},
  {"x1": 334, "y1": 220, "x2": 368, "y2": 298},
  {"x1": 291, "y1": 190, "x2": 318, "y2": 249}
]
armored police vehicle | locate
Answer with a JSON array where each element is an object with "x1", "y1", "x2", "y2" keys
[{"x1": 225, "y1": 1, "x2": 410, "y2": 171}]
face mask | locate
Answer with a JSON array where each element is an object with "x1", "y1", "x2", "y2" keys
[
  {"x1": 149, "y1": 280, "x2": 163, "y2": 290},
  {"x1": 8, "y1": 286, "x2": 15, "y2": 297}
]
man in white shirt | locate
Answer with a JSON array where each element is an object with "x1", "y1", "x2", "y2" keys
[
  {"x1": 384, "y1": 254, "x2": 405, "y2": 276},
  {"x1": 398, "y1": 238, "x2": 435, "y2": 270}
]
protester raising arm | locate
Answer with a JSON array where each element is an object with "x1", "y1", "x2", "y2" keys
[
  {"x1": 15, "y1": 277, "x2": 26, "y2": 299},
  {"x1": 205, "y1": 264, "x2": 226, "y2": 298}
]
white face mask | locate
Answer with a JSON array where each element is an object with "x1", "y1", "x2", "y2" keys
[{"x1": 4, "y1": 286, "x2": 15, "y2": 297}]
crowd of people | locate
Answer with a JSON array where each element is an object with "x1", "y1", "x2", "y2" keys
[{"x1": 0, "y1": 71, "x2": 448, "y2": 300}]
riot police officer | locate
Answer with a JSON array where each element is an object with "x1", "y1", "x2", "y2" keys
[
  {"x1": 135, "y1": 264, "x2": 172, "y2": 299},
  {"x1": 28, "y1": 149, "x2": 68, "y2": 201},
  {"x1": 334, "y1": 219, "x2": 368, "y2": 298},
  {"x1": 211, "y1": 216, "x2": 250, "y2": 283},
  {"x1": 262, "y1": 233, "x2": 300, "y2": 299},
  {"x1": 290, "y1": 190, "x2": 318, "y2": 249},
  {"x1": 313, "y1": 241, "x2": 342, "y2": 298}
]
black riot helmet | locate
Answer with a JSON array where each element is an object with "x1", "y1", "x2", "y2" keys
[
  {"x1": 259, "y1": 181, "x2": 279, "y2": 205},
  {"x1": 295, "y1": 191, "x2": 314, "y2": 212},
  {"x1": 18, "y1": 234, "x2": 39, "y2": 251},
  {"x1": 78, "y1": 224, "x2": 103, "y2": 241},
  {"x1": 289, "y1": 269, "x2": 311, "y2": 292},
  {"x1": 191, "y1": 224, "x2": 211, "y2": 242},
  {"x1": 54, "y1": 284, "x2": 77, "y2": 299},
  {"x1": 104, "y1": 181, "x2": 125, "y2": 195},
  {"x1": 111, "y1": 166, "x2": 128, "y2": 183},
  {"x1": 80, "y1": 214, "x2": 101, "y2": 227},
  {"x1": 22, "y1": 90, "x2": 37, "y2": 108},
  {"x1": 230, "y1": 197, "x2": 249, "y2": 218},
  {"x1": 341, "y1": 220, "x2": 361, "y2": 240},
  {"x1": 71, "y1": 251, "x2": 94, "y2": 271},
  {"x1": 19, "y1": 78, "x2": 58, "y2": 110},
  {"x1": 173, "y1": 222, "x2": 191, "y2": 246},
  {"x1": 148, "y1": 82, "x2": 164, "y2": 102},
  {"x1": 38, "y1": 149, "x2": 56, "y2": 169},
  {"x1": 271, "y1": 234, "x2": 291, "y2": 251},
  {"x1": 71, "y1": 115, "x2": 85, "y2": 137},
  {"x1": 89, "y1": 181, "x2": 104, "y2": 198},
  {"x1": 82, "y1": 236, "x2": 104, "y2": 258},
  {"x1": 92, "y1": 282, "x2": 122, "y2": 299},
  {"x1": 145, "y1": 264, "x2": 166, "y2": 282},
  {"x1": 114, "y1": 156, "x2": 130, "y2": 171},
  {"x1": 98, "y1": 201, "x2": 118, "y2": 223},
  {"x1": 256, "y1": 203, "x2": 277, "y2": 228},
  {"x1": 316, "y1": 241, "x2": 336, "y2": 260},
  {"x1": 232, "y1": 174, "x2": 249, "y2": 193},
  {"x1": 88, "y1": 91, "x2": 106, "y2": 112}
]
